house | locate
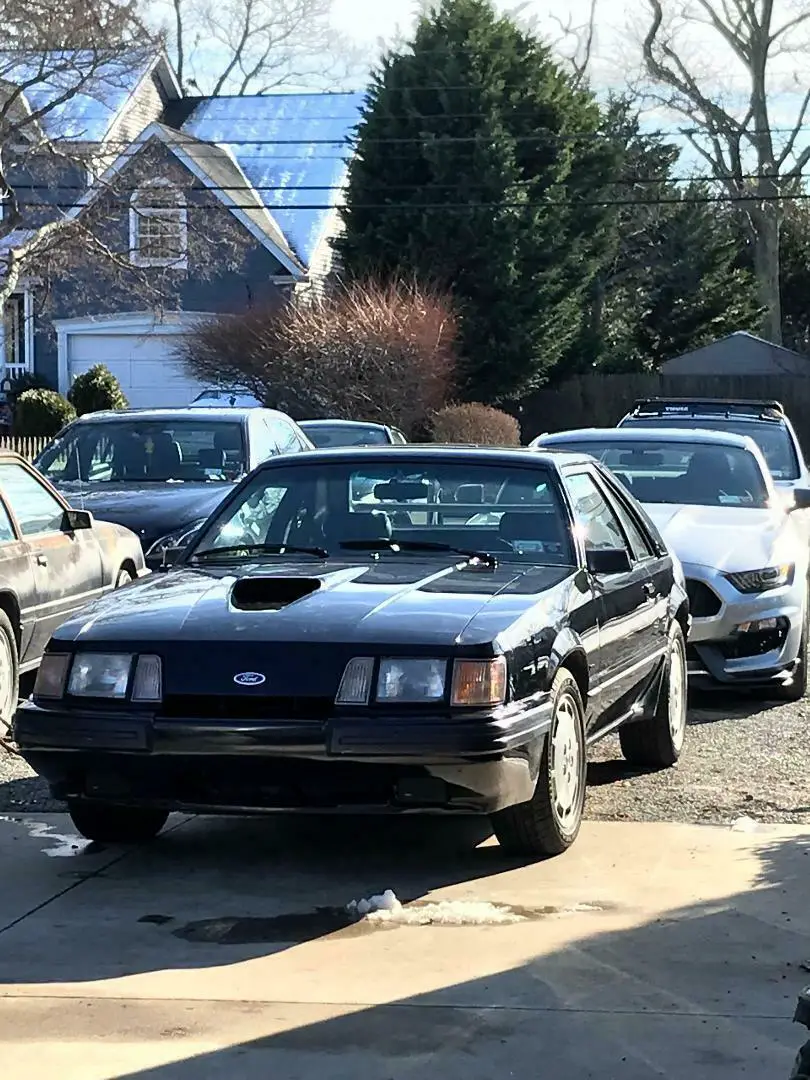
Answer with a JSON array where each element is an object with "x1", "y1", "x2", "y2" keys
[
  {"x1": 0, "y1": 51, "x2": 364, "y2": 407},
  {"x1": 660, "y1": 331, "x2": 810, "y2": 377}
]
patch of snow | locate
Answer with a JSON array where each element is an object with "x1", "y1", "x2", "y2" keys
[
  {"x1": 0, "y1": 814, "x2": 91, "y2": 856},
  {"x1": 731, "y1": 815, "x2": 760, "y2": 833}
]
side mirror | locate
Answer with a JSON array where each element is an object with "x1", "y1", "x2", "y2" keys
[
  {"x1": 63, "y1": 508, "x2": 93, "y2": 531},
  {"x1": 586, "y1": 547, "x2": 632, "y2": 576},
  {"x1": 788, "y1": 487, "x2": 810, "y2": 512}
]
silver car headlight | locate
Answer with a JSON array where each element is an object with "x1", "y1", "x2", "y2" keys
[
  {"x1": 376, "y1": 658, "x2": 447, "y2": 703},
  {"x1": 146, "y1": 519, "x2": 207, "y2": 560},
  {"x1": 725, "y1": 563, "x2": 794, "y2": 594}
]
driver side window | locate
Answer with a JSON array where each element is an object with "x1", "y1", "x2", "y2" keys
[
  {"x1": 566, "y1": 471, "x2": 630, "y2": 554},
  {"x1": 0, "y1": 464, "x2": 65, "y2": 536}
]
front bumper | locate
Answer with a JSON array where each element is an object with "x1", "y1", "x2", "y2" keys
[
  {"x1": 682, "y1": 559, "x2": 804, "y2": 685},
  {"x1": 13, "y1": 697, "x2": 552, "y2": 815}
]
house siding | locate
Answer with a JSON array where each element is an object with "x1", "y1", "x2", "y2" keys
[{"x1": 34, "y1": 140, "x2": 290, "y2": 387}]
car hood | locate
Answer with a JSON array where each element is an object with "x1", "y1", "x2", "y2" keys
[
  {"x1": 643, "y1": 502, "x2": 798, "y2": 573},
  {"x1": 52, "y1": 557, "x2": 573, "y2": 653},
  {"x1": 52, "y1": 482, "x2": 235, "y2": 548}
]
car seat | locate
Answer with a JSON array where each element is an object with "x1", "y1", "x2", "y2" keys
[
  {"x1": 149, "y1": 432, "x2": 183, "y2": 476},
  {"x1": 498, "y1": 511, "x2": 567, "y2": 552}
]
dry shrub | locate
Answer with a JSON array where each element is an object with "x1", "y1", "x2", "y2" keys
[
  {"x1": 430, "y1": 403, "x2": 521, "y2": 445},
  {"x1": 178, "y1": 280, "x2": 458, "y2": 435}
]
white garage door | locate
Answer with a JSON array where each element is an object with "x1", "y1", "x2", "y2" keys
[{"x1": 67, "y1": 330, "x2": 207, "y2": 409}]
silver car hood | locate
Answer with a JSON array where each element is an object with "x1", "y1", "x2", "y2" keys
[{"x1": 642, "y1": 503, "x2": 800, "y2": 573}]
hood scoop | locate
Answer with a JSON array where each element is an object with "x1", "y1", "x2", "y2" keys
[{"x1": 231, "y1": 577, "x2": 321, "y2": 611}]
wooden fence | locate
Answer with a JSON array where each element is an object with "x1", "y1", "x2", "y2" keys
[
  {"x1": 517, "y1": 374, "x2": 810, "y2": 453},
  {"x1": 0, "y1": 435, "x2": 49, "y2": 461}
]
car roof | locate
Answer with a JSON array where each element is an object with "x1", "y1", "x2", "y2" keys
[
  {"x1": 254, "y1": 444, "x2": 592, "y2": 468},
  {"x1": 537, "y1": 426, "x2": 755, "y2": 450},
  {"x1": 299, "y1": 419, "x2": 389, "y2": 430},
  {"x1": 68, "y1": 407, "x2": 277, "y2": 423}
]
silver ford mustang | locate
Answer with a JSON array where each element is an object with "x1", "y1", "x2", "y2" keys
[{"x1": 532, "y1": 427, "x2": 810, "y2": 700}]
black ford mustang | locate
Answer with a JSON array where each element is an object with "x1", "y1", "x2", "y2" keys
[{"x1": 14, "y1": 447, "x2": 690, "y2": 859}]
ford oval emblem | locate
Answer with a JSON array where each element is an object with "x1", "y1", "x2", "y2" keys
[{"x1": 233, "y1": 671, "x2": 266, "y2": 687}]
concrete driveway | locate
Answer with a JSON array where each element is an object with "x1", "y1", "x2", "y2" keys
[{"x1": 0, "y1": 813, "x2": 808, "y2": 1079}]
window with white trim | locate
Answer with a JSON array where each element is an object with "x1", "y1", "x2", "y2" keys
[{"x1": 129, "y1": 179, "x2": 188, "y2": 268}]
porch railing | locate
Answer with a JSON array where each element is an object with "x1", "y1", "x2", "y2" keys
[{"x1": 0, "y1": 435, "x2": 49, "y2": 461}]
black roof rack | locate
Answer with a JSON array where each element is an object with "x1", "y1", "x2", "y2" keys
[{"x1": 630, "y1": 397, "x2": 784, "y2": 421}]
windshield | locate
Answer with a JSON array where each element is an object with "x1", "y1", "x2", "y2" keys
[
  {"x1": 189, "y1": 459, "x2": 575, "y2": 565},
  {"x1": 553, "y1": 440, "x2": 770, "y2": 508},
  {"x1": 623, "y1": 416, "x2": 799, "y2": 480},
  {"x1": 37, "y1": 420, "x2": 246, "y2": 484},
  {"x1": 301, "y1": 424, "x2": 390, "y2": 448}
]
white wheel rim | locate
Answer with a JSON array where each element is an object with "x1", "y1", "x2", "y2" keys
[
  {"x1": 668, "y1": 636, "x2": 687, "y2": 751},
  {"x1": 550, "y1": 691, "x2": 582, "y2": 832},
  {"x1": 0, "y1": 632, "x2": 14, "y2": 722}
]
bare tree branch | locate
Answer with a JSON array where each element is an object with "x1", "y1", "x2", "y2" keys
[{"x1": 637, "y1": 0, "x2": 810, "y2": 343}]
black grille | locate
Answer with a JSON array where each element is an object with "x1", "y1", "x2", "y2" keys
[
  {"x1": 160, "y1": 695, "x2": 333, "y2": 721},
  {"x1": 685, "y1": 579, "x2": 722, "y2": 617}
]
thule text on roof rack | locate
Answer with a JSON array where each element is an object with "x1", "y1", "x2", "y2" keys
[{"x1": 630, "y1": 397, "x2": 784, "y2": 421}]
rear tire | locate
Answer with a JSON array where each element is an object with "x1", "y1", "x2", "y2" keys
[
  {"x1": 620, "y1": 622, "x2": 687, "y2": 769},
  {"x1": 67, "y1": 800, "x2": 168, "y2": 844},
  {"x1": 0, "y1": 610, "x2": 20, "y2": 740},
  {"x1": 491, "y1": 668, "x2": 586, "y2": 859},
  {"x1": 115, "y1": 567, "x2": 135, "y2": 588}
]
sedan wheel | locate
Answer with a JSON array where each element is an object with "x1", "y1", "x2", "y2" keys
[
  {"x1": 67, "y1": 800, "x2": 168, "y2": 844},
  {"x1": 115, "y1": 567, "x2": 135, "y2": 588},
  {"x1": 0, "y1": 610, "x2": 20, "y2": 739},
  {"x1": 620, "y1": 622, "x2": 687, "y2": 769},
  {"x1": 492, "y1": 668, "x2": 586, "y2": 859}
]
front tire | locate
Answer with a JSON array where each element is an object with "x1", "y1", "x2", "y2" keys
[
  {"x1": 620, "y1": 622, "x2": 687, "y2": 769},
  {"x1": 774, "y1": 588, "x2": 808, "y2": 702},
  {"x1": 67, "y1": 800, "x2": 168, "y2": 844},
  {"x1": 0, "y1": 610, "x2": 20, "y2": 740},
  {"x1": 491, "y1": 668, "x2": 586, "y2": 859}
]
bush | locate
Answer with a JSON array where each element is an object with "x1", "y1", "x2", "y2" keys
[
  {"x1": 429, "y1": 403, "x2": 521, "y2": 446},
  {"x1": 67, "y1": 364, "x2": 128, "y2": 415},
  {"x1": 177, "y1": 280, "x2": 458, "y2": 436},
  {"x1": 13, "y1": 389, "x2": 77, "y2": 437},
  {"x1": 6, "y1": 372, "x2": 50, "y2": 406}
]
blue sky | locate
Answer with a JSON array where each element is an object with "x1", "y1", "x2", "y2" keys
[{"x1": 327, "y1": 0, "x2": 810, "y2": 179}]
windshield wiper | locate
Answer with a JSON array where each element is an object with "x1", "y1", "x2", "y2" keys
[
  {"x1": 338, "y1": 537, "x2": 498, "y2": 568},
  {"x1": 191, "y1": 542, "x2": 329, "y2": 560}
]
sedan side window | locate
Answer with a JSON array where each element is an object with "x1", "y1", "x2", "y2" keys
[
  {"x1": 270, "y1": 419, "x2": 302, "y2": 455},
  {"x1": 0, "y1": 501, "x2": 15, "y2": 543},
  {"x1": 566, "y1": 471, "x2": 630, "y2": 554},
  {"x1": 596, "y1": 478, "x2": 654, "y2": 562},
  {"x1": 0, "y1": 464, "x2": 65, "y2": 536},
  {"x1": 249, "y1": 418, "x2": 280, "y2": 463}
]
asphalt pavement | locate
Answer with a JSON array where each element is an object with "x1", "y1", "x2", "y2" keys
[{"x1": 0, "y1": 812, "x2": 808, "y2": 1079}]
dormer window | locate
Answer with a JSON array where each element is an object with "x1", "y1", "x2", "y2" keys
[{"x1": 129, "y1": 179, "x2": 187, "y2": 268}]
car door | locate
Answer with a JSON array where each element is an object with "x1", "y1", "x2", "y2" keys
[
  {"x1": 0, "y1": 493, "x2": 39, "y2": 668},
  {"x1": 0, "y1": 461, "x2": 105, "y2": 659},
  {"x1": 563, "y1": 467, "x2": 663, "y2": 724}
]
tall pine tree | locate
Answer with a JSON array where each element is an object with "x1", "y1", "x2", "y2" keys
[
  {"x1": 583, "y1": 99, "x2": 762, "y2": 372},
  {"x1": 336, "y1": 0, "x2": 616, "y2": 403}
]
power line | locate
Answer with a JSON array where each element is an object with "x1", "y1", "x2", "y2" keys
[
  {"x1": 7, "y1": 170, "x2": 809, "y2": 192},
  {"x1": 9, "y1": 190, "x2": 810, "y2": 213}
]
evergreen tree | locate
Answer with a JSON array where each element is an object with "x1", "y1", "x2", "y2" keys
[
  {"x1": 336, "y1": 0, "x2": 616, "y2": 403},
  {"x1": 584, "y1": 98, "x2": 761, "y2": 372}
]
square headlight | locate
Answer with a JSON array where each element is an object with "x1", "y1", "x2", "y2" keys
[
  {"x1": 68, "y1": 653, "x2": 133, "y2": 698},
  {"x1": 376, "y1": 658, "x2": 447, "y2": 703}
]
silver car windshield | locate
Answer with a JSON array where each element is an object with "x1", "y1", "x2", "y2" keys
[
  {"x1": 624, "y1": 417, "x2": 799, "y2": 481},
  {"x1": 36, "y1": 420, "x2": 246, "y2": 484},
  {"x1": 557, "y1": 440, "x2": 770, "y2": 508}
]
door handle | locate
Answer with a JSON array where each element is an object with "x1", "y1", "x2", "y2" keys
[{"x1": 35, "y1": 553, "x2": 48, "y2": 567}]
